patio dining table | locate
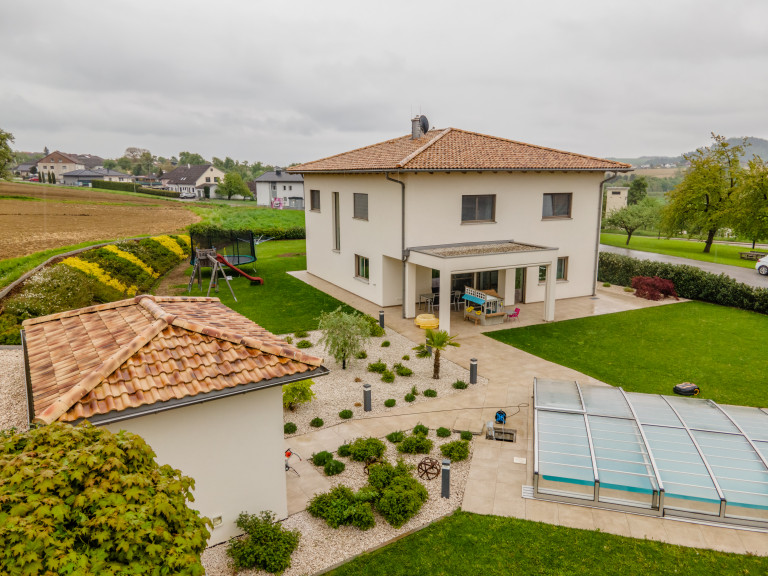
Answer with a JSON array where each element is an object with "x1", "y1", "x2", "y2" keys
[{"x1": 419, "y1": 293, "x2": 439, "y2": 312}]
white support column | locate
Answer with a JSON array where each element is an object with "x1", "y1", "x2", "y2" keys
[
  {"x1": 404, "y1": 262, "x2": 417, "y2": 319},
  {"x1": 544, "y1": 261, "x2": 556, "y2": 322},
  {"x1": 502, "y1": 268, "x2": 516, "y2": 306},
  {"x1": 438, "y1": 269, "x2": 452, "y2": 334}
]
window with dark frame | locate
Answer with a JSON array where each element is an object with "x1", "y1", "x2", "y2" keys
[
  {"x1": 353, "y1": 193, "x2": 369, "y2": 220},
  {"x1": 310, "y1": 189, "x2": 320, "y2": 211},
  {"x1": 542, "y1": 193, "x2": 572, "y2": 218},
  {"x1": 332, "y1": 192, "x2": 340, "y2": 250},
  {"x1": 355, "y1": 255, "x2": 369, "y2": 280},
  {"x1": 539, "y1": 257, "x2": 569, "y2": 282},
  {"x1": 461, "y1": 194, "x2": 496, "y2": 222}
]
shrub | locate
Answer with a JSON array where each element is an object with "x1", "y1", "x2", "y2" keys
[
  {"x1": 337, "y1": 444, "x2": 352, "y2": 457},
  {"x1": 412, "y1": 423, "x2": 429, "y2": 436},
  {"x1": 282, "y1": 379, "x2": 315, "y2": 411},
  {"x1": 397, "y1": 435, "x2": 433, "y2": 454},
  {"x1": 393, "y1": 363, "x2": 413, "y2": 377},
  {"x1": 294, "y1": 330, "x2": 309, "y2": 338},
  {"x1": 381, "y1": 340, "x2": 391, "y2": 347},
  {"x1": 310, "y1": 417, "x2": 324, "y2": 428},
  {"x1": 324, "y1": 459, "x2": 346, "y2": 476},
  {"x1": 631, "y1": 275, "x2": 679, "y2": 301},
  {"x1": 452, "y1": 380, "x2": 468, "y2": 389},
  {"x1": 386, "y1": 430, "x2": 405, "y2": 443},
  {"x1": 355, "y1": 350, "x2": 368, "y2": 359},
  {"x1": 603, "y1": 282, "x2": 611, "y2": 287},
  {"x1": 307, "y1": 485, "x2": 374, "y2": 530},
  {"x1": 339, "y1": 409, "x2": 353, "y2": 419},
  {"x1": 423, "y1": 388, "x2": 437, "y2": 398},
  {"x1": 311, "y1": 451, "x2": 334, "y2": 466},
  {"x1": 384, "y1": 398, "x2": 396, "y2": 408},
  {"x1": 436, "y1": 427, "x2": 451, "y2": 438},
  {"x1": 228, "y1": 510, "x2": 300, "y2": 574},
  {"x1": 367, "y1": 460, "x2": 412, "y2": 491},
  {"x1": 362, "y1": 314, "x2": 385, "y2": 337},
  {"x1": 376, "y1": 476, "x2": 429, "y2": 528},
  {"x1": 367, "y1": 360, "x2": 387, "y2": 373},
  {"x1": 285, "y1": 335, "x2": 294, "y2": 344},
  {"x1": 410, "y1": 385, "x2": 419, "y2": 396},
  {"x1": 402, "y1": 354, "x2": 410, "y2": 361},
  {"x1": 381, "y1": 370, "x2": 395, "y2": 383},
  {"x1": 316, "y1": 307, "x2": 371, "y2": 369},
  {"x1": 296, "y1": 339, "x2": 313, "y2": 348},
  {"x1": 284, "y1": 422, "x2": 297, "y2": 434},
  {"x1": 404, "y1": 393, "x2": 416, "y2": 403},
  {"x1": 460, "y1": 430, "x2": 473, "y2": 441},
  {"x1": 0, "y1": 423, "x2": 209, "y2": 575},
  {"x1": 347, "y1": 501, "x2": 375, "y2": 530},
  {"x1": 354, "y1": 377, "x2": 362, "y2": 382},
  {"x1": 624, "y1": 286, "x2": 634, "y2": 292},
  {"x1": 440, "y1": 440, "x2": 470, "y2": 461},
  {"x1": 349, "y1": 437, "x2": 386, "y2": 462}
]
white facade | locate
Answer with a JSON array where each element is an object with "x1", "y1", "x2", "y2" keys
[
  {"x1": 255, "y1": 180, "x2": 305, "y2": 209},
  {"x1": 304, "y1": 171, "x2": 606, "y2": 333},
  {"x1": 605, "y1": 186, "x2": 629, "y2": 216},
  {"x1": 104, "y1": 386, "x2": 287, "y2": 546}
]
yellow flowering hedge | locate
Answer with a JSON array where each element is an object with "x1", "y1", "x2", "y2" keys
[
  {"x1": 103, "y1": 245, "x2": 159, "y2": 278},
  {"x1": 150, "y1": 235, "x2": 187, "y2": 258},
  {"x1": 61, "y1": 257, "x2": 138, "y2": 296}
]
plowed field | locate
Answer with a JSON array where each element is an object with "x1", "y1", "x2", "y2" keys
[{"x1": 0, "y1": 182, "x2": 199, "y2": 259}]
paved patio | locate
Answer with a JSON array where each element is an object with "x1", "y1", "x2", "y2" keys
[{"x1": 284, "y1": 272, "x2": 768, "y2": 556}]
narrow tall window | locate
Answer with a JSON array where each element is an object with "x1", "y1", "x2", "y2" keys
[
  {"x1": 461, "y1": 195, "x2": 495, "y2": 222},
  {"x1": 310, "y1": 189, "x2": 320, "y2": 211},
  {"x1": 542, "y1": 193, "x2": 572, "y2": 218},
  {"x1": 353, "y1": 193, "x2": 368, "y2": 220},
  {"x1": 355, "y1": 255, "x2": 369, "y2": 280},
  {"x1": 332, "y1": 191, "x2": 340, "y2": 250},
  {"x1": 539, "y1": 257, "x2": 568, "y2": 282}
]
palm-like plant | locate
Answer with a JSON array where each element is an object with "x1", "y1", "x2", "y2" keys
[{"x1": 413, "y1": 329, "x2": 460, "y2": 380}]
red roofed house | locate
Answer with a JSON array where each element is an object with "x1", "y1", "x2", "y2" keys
[
  {"x1": 288, "y1": 117, "x2": 632, "y2": 334},
  {"x1": 22, "y1": 295, "x2": 327, "y2": 545}
]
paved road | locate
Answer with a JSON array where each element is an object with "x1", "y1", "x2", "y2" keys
[{"x1": 600, "y1": 244, "x2": 768, "y2": 289}]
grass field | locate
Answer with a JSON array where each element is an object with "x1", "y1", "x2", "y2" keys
[
  {"x1": 0, "y1": 241, "x2": 108, "y2": 290},
  {"x1": 486, "y1": 302, "x2": 768, "y2": 407},
  {"x1": 326, "y1": 511, "x2": 766, "y2": 576},
  {"x1": 188, "y1": 202, "x2": 304, "y2": 231},
  {"x1": 179, "y1": 239, "x2": 357, "y2": 334},
  {"x1": 600, "y1": 233, "x2": 758, "y2": 269}
]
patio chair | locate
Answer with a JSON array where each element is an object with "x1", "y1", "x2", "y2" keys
[{"x1": 506, "y1": 307, "x2": 520, "y2": 322}]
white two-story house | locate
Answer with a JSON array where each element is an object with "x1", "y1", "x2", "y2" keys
[
  {"x1": 161, "y1": 164, "x2": 225, "y2": 198},
  {"x1": 288, "y1": 118, "x2": 631, "y2": 334}
]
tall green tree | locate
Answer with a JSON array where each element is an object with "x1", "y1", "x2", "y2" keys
[
  {"x1": 316, "y1": 307, "x2": 370, "y2": 369},
  {"x1": 0, "y1": 128, "x2": 15, "y2": 181},
  {"x1": 102, "y1": 158, "x2": 118, "y2": 170},
  {"x1": 218, "y1": 171, "x2": 249, "y2": 200},
  {"x1": 179, "y1": 151, "x2": 207, "y2": 165},
  {"x1": 661, "y1": 134, "x2": 745, "y2": 253},
  {"x1": 627, "y1": 176, "x2": 648, "y2": 205},
  {"x1": 730, "y1": 157, "x2": 768, "y2": 249},
  {"x1": 413, "y1": 329, "x2": 460, "y2": 379},
  {"x1": 606, "y1": 198, "x2": 661, "y2": 245}
]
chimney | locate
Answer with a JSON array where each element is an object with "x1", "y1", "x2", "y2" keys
[
  {"x1": 276, "y1": 167, "x2": 282, "y2": 176},
  {"x1": 411, "y1": 116, "x2": 423, "y2": 140}
]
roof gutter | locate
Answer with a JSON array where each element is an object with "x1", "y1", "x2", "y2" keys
[
  {"x1": 385, "y1": 172, "x2": 407, "y2": 319},
  {"x1": 592, "y1": 171, "x2": 619, "y2": 295}
]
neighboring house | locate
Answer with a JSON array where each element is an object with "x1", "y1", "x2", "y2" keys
[
  {"x1": 21, "y1": 295, "x2": 327, "y2": 545},
  {"x1": 289, "y1": 117, "x2": 631, "y2": 334},
  {"x1": 36, "y1": 151, "x2": 104, "y2": 183},
  {"x1": 605, "y1": 186, "x2": 629, "y2": 216},
  {"x1": 252, "y1": 169, "x2": 305, "y2": 209},
  {"x1": 160, "y1": 164, "x2": 225, "y2": 198},
  {"x1": 62, "y1": 168, "x2": 135, "y2": 186},
  {"x1": 13, "y1": 162, "x2": 36, "y2": 178}
]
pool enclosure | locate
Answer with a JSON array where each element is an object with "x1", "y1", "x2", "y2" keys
[{"x1": 534, "y1": 379, "x2": 768, "y2": 528}]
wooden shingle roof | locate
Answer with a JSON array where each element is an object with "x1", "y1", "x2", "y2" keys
[
  {"x1": 288, "y1": 128, "x2": 631, "y2": 173},
  {"x1": 23, "y1": 296, "x2": 324, "y2": 425}
]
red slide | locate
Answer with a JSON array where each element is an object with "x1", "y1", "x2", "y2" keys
[{"x1": 216, "y1": 254, "x2": 264, "y2": 285}]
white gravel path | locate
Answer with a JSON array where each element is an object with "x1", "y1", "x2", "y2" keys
[{"x1": 0, "y1": 349, "x2": 28, "y2": 433}]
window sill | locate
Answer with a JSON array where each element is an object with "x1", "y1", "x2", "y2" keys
[
  {"x1": 309, "y1": 208, "x2": 320, "y2": 213},
  {"x1": 538, "y1": 280, "x2": 569, "y2": 285},
  {"x1": 541, "y1": 216, "x2": 573, "y2": 221},
  {"x1": 461, "y1": 220, "x2": 496, "y2": 225},
  {"x1": 332, "y1": 249, "x2": 340, "y2": 254},
  {"x1": 353, "y1": 276, "x2": 370, "y2": 284},
  {"x1": 352, "y1": 217, "x2": 369, "y2": 221}
]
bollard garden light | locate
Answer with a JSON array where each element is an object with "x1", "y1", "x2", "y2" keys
[
  {"x1": 441, "y1": 459, "x2": 450, "y2": 498},
  {"x1": 470, "y1": 358, "x2": 478, "y2": 384},
  {"x1": 363, "y1": 383, "x2": 371, "y2": 412},
  {"x1": 379, "y1": 310, "x2": 384, "y2": 329}
]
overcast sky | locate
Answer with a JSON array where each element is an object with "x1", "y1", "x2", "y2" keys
[{"x1": 2, "y1": 0, "x2": 767, "y2": 165}]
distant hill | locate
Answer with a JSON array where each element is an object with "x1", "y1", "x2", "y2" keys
[{"x1": 608, "y1": 137, "x2": 768, "y2": 167}]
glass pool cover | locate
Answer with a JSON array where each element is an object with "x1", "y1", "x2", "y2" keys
[{"x1": 533, "y1": 379, "x2": 768, "y2": 527}]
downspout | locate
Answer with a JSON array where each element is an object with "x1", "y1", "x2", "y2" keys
[
  {"x1": 593, "y1": 171, "x2": 618, "y2": 295},
  {"x1": 385, "y1": 172, "x2": 407, "y2": 318}
]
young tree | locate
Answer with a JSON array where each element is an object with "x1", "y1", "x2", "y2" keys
[
  {"x1": 661, "y1": 134, "x2": 745, "y2": 253},
  {"x1": 0, "y1": 422, "x2": 210, "y2": 575},
  {"x1": 627, "y1": 176, "x2": 648, "y2": 205},
  {"x1": 102, "y1": 158, "x2": 118, "y2": 170},
  {"x1": 413, "y1": 329, "x2": 460, "y2": 379},
  {"x1": 606, "y1": 198, "x2": 661, "y2": 245},
  {"x1": 730, "y1": 157, "x2": 768, "y2": 248},
  {"x1": 0, "y1": 128, "x2": 14, "y2": 180},
  {"x1": 317, "y1": 307, "x2": 370, "y2": 369},
  {"x1": 218, "y1": 172, "x2": 249, "y2": 200}
]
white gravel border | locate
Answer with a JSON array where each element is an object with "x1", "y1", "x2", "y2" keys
[{"x1": 0, "y1": 349, "x2": 28, "y2": 433}]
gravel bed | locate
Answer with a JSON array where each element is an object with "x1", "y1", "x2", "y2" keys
[
  {"x1": 0, "y1": 349, "x2": 28, "y2": 433},
  {"x1": 282, "y1": 329, "x2": 486, "y2": 435},
  {"x1": 202, "y1": 430, "x2": 473, "y2": 576}
]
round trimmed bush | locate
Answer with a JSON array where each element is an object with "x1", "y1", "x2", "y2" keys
[
  {"x1": 339, "y1": 409, "x2": 353, "y2": 419},
  {"x1": 436, "y1": 427, "x2": 451, "y2": 438},
  {"x1": 381, "y1": 370, "x2": 395, "y2": 383},
  {"x1": 452, "y1": 380, "x2": 468, "y2": 390},
  {"x1": 355, "y1": 350, "x2": 368, "y2": 359},
  {"x1": 602, "y1": 282, "x2": 611, "y2": 287},
  {"x1": 404, "y1": 393, "x2": 416, "y2": 403},
  {"x1": 310, "y1": 417, "x2": 324, "y2": 428},
  {"x1": 337, "y1": 444, "x2": 352, "y2": 457},
  {"x1": 460, "y1": 430, "x2": 473, "y2": 441},
  {"x1": 423, "y1": 388, "x2": 437, "y2": 398},
  {"x1": 440, "y1": 440, "x2": 470, "y2": 461},
  {"x1": 381, "y1": 340, "x2": 391, "y2": 347},
  {"x1": 284, "y1": 422, "x2": 297, "y2": 434},
  {"x1": 384, "y1": 398, "x2": 396, "y2": 408},
  {"x1": 412, "y1": 423, "x2": 429, "y2": 436},
  {"x1": 311, "y1": 451, "x2": 334, "y2": 466},
  {"x1": 349, "y1": 437, "x2": 386, "y2": 462},
  {"x1": 386, "y1": 430, "x2": 405, "y2": 443},
  {"x1": 294, "y1": 330, "x2": 309, "y2": 338},
  {"x1": 401, "y1": 354, "x2": 410, "y2": 361},
  {"x1": 397, "y1": 434, "x2": 433, "y2": 454},
  {"x1": 296, "y1": 339, "x2": 313, "y2": 348},
  {"x1": 324, "y1": 459, "x2": 346, "y2": 476}
]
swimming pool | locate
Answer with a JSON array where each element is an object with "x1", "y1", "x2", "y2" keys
[{"x1": 533, "y1": 378, "x2": 768, "y2": 527}]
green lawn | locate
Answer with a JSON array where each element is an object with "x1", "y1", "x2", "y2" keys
[
  {"x1": 188, "y1": 202, "x2": 304, "y2": 230},
  {"x1": 486, "y1": 302, "x2": 768, "y2": 407},
  {"x1": 600, "y1": 233, "x2": 758, "y2": 269},
  {"x1": 326, "y1": 511, "x2": 766, "y2": 576},
  {"x1": 185, "y1": 239, "x2": 358, "y2": 334}
]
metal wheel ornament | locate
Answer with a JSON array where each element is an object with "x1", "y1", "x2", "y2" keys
[{"x1": 417, "y1": 457, "x2": 440, "y2": 480}]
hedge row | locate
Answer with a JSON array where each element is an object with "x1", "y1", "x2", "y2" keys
[
  {"x1": 91, "y1": 180, "x2": 179, "y2": 198},
  {"x1": 188, "y1": 223, "x2": 305, "y2": 241},
  {"x1": 598, "y1": 252, "x2": 768, "y2": 315}
]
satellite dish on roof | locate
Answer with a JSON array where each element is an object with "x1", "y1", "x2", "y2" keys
[{"x1": 419, "y1": 115, "x2": 429, "y2": 134}]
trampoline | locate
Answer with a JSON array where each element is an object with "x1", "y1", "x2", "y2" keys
[
  {"x1": 533, "y1": 378, "x2": 768, "y2": 528},
  {"x1": 190, "y1": 229, "x2": 258, "y2": 266}
]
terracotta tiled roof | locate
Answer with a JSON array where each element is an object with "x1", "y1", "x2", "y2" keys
[
  {"x1": 23, "y1": 296, "x2": 324, "y2": 425},
  {"x1": 288, "y1": 128, "x2": 631, "y2": 173}
]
